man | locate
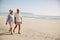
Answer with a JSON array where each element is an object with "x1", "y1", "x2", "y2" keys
[{"x1": 13, "y1": 9, "x2": 22, "y2": 34}]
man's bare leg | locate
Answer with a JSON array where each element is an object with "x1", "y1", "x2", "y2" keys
[
  {"x1": 13, "y1": 25, "x2": 17, "y2": 32},
  {"x1": 18, "y1": 24, "x2": 21, "y2": 34}
]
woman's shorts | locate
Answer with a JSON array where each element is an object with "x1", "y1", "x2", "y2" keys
[{"x1": 9, "y1": 22, "x2": 14, "y2": 27}]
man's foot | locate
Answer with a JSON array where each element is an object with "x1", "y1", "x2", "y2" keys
[
  {"x1": 13, "y1": 30, "x2": 15, "y2": 32},
  {"x1": 11, "y1": 33, "x2": 13, "y2": 35},
  {"x1": 18, "y1": 32, "x2": 21, "y2": 34}
]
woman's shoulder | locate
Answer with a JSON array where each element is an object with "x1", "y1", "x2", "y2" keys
[{"x1": 8, "y1": 14, "x2": 10, "y2": 16}]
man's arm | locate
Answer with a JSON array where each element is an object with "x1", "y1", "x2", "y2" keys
[
  {"x1": 14, "y1": 17, "x2": 16, "y2": 24},
  {"x1": 21, "y1": 17, "x2": 22, "y2": 24}
]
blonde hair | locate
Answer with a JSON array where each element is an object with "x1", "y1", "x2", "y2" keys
[{"x1": 9, "y1": 9, "x2": 12, "y2": 12}]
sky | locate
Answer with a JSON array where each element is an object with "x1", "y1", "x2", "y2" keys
[{"x1": 0, "y1": 0, "x2": 60, "y2": 16}]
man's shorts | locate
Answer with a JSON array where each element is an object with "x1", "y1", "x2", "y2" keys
[{"x1": 16, "y1": 22, "x2": 21, "y2": 25}]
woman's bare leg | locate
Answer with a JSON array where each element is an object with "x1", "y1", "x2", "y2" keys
[
  {"x1": 9, "y1": 27, "x2": 11, "y2": 32},
  {"x1": 10, "y1": 27, "x2": 13, "y2": 35}
]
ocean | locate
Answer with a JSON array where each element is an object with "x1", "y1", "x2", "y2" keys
[{"x1": 0, "y1": 12, "x2": 60, "y2": 20}]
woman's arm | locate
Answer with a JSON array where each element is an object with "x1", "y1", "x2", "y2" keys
[{"x1": 6, "y1": 15, "x2": 9, "y2": 25}]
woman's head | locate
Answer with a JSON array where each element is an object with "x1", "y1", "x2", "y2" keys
[
  {"x1": 9, "y1": 9, "x2": 13, "y2": 14},
  {"x1": 9, "y1": 9, "x2": 11, "y2": 13},
  {"x1": 11, "y1": 10, "x2": 13, "y2": 14}
]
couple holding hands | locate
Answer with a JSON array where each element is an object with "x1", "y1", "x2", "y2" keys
[{"x1": 6, "y1": 9, "x2": 22, "y2": 35}]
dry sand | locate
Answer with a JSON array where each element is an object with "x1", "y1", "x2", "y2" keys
[{"x1": 0, "y1": 16, "x2": 60, "y2": 40}]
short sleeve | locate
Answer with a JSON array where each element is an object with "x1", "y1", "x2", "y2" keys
[
  {"x1": 20, "y1": 12, "x2": 22, "y2": 17},
  {"x1": 7, "y1": 14, "x2": 10, "y2": 21}
]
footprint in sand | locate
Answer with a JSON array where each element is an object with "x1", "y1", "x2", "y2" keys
[
  {"x1": 20, "y1": 33, "x2": 28, "y2": 38},
  {"x1": 32, "y1": 32, "x2": 55, "y2": 40},
  {"x1": 55, "y1": 38, "x2": 60, "y2": 40}
]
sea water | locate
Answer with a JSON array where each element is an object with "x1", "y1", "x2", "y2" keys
[{"x1": 0, "y1": 12, "x2": 60, "y2": 20}]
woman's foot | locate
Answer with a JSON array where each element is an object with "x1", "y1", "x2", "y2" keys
[
  {"x1": 9, "y1": 29, "x2": 11, "y2": 33},
  {"x1": 9, "y1": 28, "x2": 12, "y2": 33}
]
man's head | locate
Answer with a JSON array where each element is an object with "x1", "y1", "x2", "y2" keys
[{"x1": 17, "y1": 9, "x2": 19, "y2": 13}]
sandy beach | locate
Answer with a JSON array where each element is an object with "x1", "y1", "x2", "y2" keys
[{"x1": 0, "y1": 16, "x2": 60, "y2": 40}]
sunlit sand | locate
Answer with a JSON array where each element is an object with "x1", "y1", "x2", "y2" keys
[{"x1": 0, "y1": 16, "x2": 60, "y2": 40}]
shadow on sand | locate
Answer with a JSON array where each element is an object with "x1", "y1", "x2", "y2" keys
[
  {"x1": 0, "y1": 32, "x2": 11, "y2": 36},
  {"x1": 55, "y1": 38, "x2": 60, "y2": 40},
  {"x1": 0, "y1": 37, "x2": 2, "y2": 40}
]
